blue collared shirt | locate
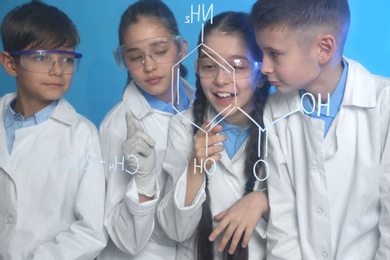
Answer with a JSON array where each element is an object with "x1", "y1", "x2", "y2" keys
[
  {"x1": 4, "y1": 99, "x2": 58, "y2": 153},
  {"x1": 219, "y1": 119, "x2": 250, "y2": 159},
  {"x1": 300, "y1": 59, "x2": 348, "y2": 136},
  {"x1": 137, "y1": 82, "x2": 190, "y2": 114}
]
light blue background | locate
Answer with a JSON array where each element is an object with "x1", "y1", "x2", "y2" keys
[{"x1": 1, "y1": 0, "x2": 389, "y2": 126}]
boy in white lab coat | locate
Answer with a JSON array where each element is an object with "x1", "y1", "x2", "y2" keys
[
  {"x1": 249, "y1": 0, "x2": 390, "y2": 259},
  {"x1": 0, "y1": 2, "x2": 106, "y2": 259}
]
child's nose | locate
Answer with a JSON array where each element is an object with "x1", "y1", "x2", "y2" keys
[
  {"x1": 260, "y1": 56, "x2": 273, "y2": 75},
  {"x1": 49, "y1": 60, "x2": 63, "y2": 76},
  {"x1": 142, "y1": 55, "x2": 157, "y2": 72},
  {"x1": 213, "y1": 67, "x2": 231, "y2": 85}
]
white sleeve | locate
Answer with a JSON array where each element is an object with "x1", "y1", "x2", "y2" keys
[
  {"x1": 375, "y1": 89, "x2": 390, "y2": 260},
  {"x1": 32, "y1": 132, "x2": 107, "y2": 259},
  {"x1": 157, "y1": 115, "x2": 206, "y2": 242},
  {"x1": 253, "y1": 181, "x2": 268, "y2": 240},
  {"x1": 159, "y1": 166, "x2": 206, "y2": 242},
  {"x1": 264, "y1": 105, "x2": 303, "y2": 260},
  {"x1": 376, "y1": 163, "x2": 390, "y2": 260},
  {"x1": 99, "y1": 122, "x2": 158, "y2": 255}
]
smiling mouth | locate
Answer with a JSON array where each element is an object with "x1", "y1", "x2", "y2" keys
[{"x1": 215, "y1": 92, "x2": 236, "y2": 98}]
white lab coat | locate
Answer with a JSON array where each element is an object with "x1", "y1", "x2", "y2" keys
[
  {"x1": 97, "y1": 79, "x2": 194, "y2": 259},
  {"x1": 0, "y1": 93, "x2": 106, "y2": 260},
  {"x1": 157, "y1": 107, "x2": 268, "y2": 260},
  {"x1": 263, "y1": 59, "x2": 390, "y2": 260}
]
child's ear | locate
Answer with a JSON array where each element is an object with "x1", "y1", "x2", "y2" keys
[
  {"x1": 0, "y1": 51, "x2": 17, "y2": 77},
  {"x1": 317, "y1": 34, "x2": 336, "y2": 65},
  {"x1": 180, "y1": 39, "x2": 188, "y2": 59}
]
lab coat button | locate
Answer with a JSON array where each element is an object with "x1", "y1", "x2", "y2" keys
[
  {"x1": 315, "y1": 207, "x2": 323, "y2": 215},
  {"x1": 5, "y1": 215, "x2": 14, "y2": 224},
  {"x1": 320, "y1": 251, "x2": 328, "y2": 259},
  {"x1": 310, "y1": 165, "x2": 319, "y2": 173}
]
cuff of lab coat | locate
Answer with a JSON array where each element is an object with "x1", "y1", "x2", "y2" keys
[
  {"x1": 256, "y1": 217, "x2": 268, "y2": 239},
  {"x1": 173, "y1": 167, "x2": 206, "y2": 217},
  {"x1": 124, "y1": 177, "x2": 159, "y2": 215}
]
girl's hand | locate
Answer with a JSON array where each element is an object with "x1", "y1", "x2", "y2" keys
[
  {"x1": 192, "y1": 119, "x2": 226, "y2": 173},
  {"x1": 208, "y1": 190, "x2": 269, "y2": 254},
  {"x1": 122, "y1": 112, "x2": 157, "y2": 198},
  {"x1": 185, "y1": 120, "x2": 226, "y2": 206}
]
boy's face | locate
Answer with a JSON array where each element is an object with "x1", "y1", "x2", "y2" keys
[
  {"x1": 255, "y1": 26, "x2": 322, "y2": 94},
  {"x1": 1, "y1": 49, "x2": 74, "y2": 111}
]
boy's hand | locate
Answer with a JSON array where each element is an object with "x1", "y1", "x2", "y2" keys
[{"x1": 122, "y1": 112, "x2": 156, "y2": 196}]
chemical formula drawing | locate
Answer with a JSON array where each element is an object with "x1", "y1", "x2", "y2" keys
[
  {"x1": 171, "y1": 4, "x2": 332, "y2": 182},
  {"x1": 107, "y1": 3, "x2": 332, "y2": 182}
]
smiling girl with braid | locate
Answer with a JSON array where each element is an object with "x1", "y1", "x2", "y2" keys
[{"x1": 158, "y1": 11, "x2": 270, "y2": 260}]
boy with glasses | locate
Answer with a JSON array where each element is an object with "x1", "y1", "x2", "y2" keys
[{"x1": 0, "y1": 2, "x2": 106, "y2": 259}]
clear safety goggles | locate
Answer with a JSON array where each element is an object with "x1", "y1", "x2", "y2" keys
[
  {"x1": 113, "y1": 35, "x2": 184, "y2": 71},
  {"x1": 9, "y1": 49, "x2": 82, "y2": 75},
  {"x1": 195, "y1": 57, "x2": 261, "y2": 80}
]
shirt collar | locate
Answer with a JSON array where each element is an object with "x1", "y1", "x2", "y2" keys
[
  {"x1": 137, "y1": 82, "x2": 190, "y2": 114},
  {"x1": 5, "y1": 99, "x2": 58, "y2": 128},
  {"x1": 300, "y1": 59, "x2": 348, "y2": 118},
  {"x1": 218, "y1": 117, "x2": 250, "y2": 134}
]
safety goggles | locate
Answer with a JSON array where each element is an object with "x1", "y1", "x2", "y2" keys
[
  {"x1": 195, "y1": 56, "x2": 261, "y2": 80},
  {"x1": 9, "y1": 49, "x2": 82, "y2": 75},
  {"x1": 113, "y1": 35, "x2": 184, "y2": 71}
]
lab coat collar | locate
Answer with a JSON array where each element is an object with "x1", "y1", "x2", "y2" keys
[
  {"x1": 50, "y1": 97, "x2": 79, "y2": 125},
  {"x1": 272, "y1": 58, "x2": 379, "y2": 119},
  {"x1": 123, "y1": 81, "x2": 153, "y2": 120},
  {"x1": 0, "y1": 94, "x2": 16, "y2": 159},
  {"x1": 0, "y1": 93, "x2": 77, "y2": 127},
  {"x1": 342, "y1": 58, "x2": 378, "y2": 108},
  {"x1": 271, "y1": 91, "x2": 302, "y2": 119},
  {"x1": 123, "y1": 78, "x2": 195, "y2": 121},
  {"x1": 1, "y1": 93, "x2": 17, "y2": 123}
]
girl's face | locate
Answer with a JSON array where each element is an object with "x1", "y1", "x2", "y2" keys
[
  {"x1": 121, "y1": 17, "x2": 186, "y2": 103},
  {"x1": 199, "y1": 32, "x2": 262, "y2": 128}
]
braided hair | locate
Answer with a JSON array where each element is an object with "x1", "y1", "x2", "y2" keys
[{"x1": 192, "y1": 11, "x2": 270, "y2": 260}]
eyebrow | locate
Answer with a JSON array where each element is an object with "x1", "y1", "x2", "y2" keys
[
  {"x1": 262, "y1": 46, "x2": 281, "y2": 52},
  {"x1": 124, "y1": 47, "x2": 140, "y2": 54},
  {"x1": 124, "y1": 40, "x2": 169, "y2": 54},
  {"x1": 149, "y1": 40, "x2": 169, "y2": 47},
  {"x1": 199, "y1": 53, "x2": 250, "y2": 61}
]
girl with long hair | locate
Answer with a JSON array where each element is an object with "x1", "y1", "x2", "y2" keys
[
  {"x1": 98, "y1": 0, "x2": 194, "y2": 259},
  {"x1": 158, "y1": 11, "x2": 270, "y2": 260}
]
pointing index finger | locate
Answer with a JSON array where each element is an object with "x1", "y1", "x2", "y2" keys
[{"x1": 125, "y1": 112, "x2": 143, "y2": 139}]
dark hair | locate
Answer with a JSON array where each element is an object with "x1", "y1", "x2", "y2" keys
[
  {"x1": 118, "y1": 0, "x2": 187, "y2": 84},
  {"x1": 249, "y1": 0, "x2": 350, "y2": 52},
  {"x1": 1, "y1": 1, "x2": 79, "y2": 52},
  {"x1": 192, "y1": 11, "x2": 270, "y2": 260}
]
